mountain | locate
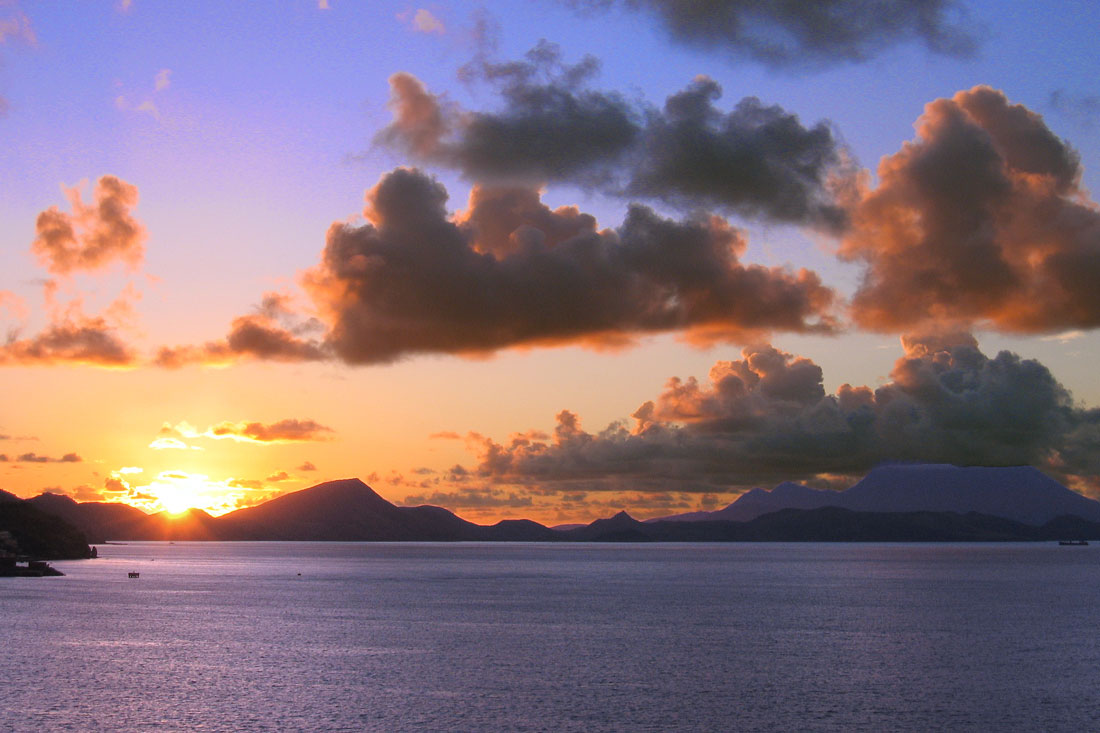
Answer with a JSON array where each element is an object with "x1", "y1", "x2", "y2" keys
[
  {"x1": 28, "y1": 493, "x2": 156, "y2": 543},
  {"x1": 560, "y1": 511, "x2": 652, "y2": 542},
  {"x1": 652, "y1": 465, "x2": 1100, "y2": 526},
  {"x1": 839, "y1": 465, "x2": 1100, "y2": 525},
  {"x1": 0, "y1": 499, "x2": 95, "y2": 559},
  {"x1": 655, "y1": 481, "x2": 835, "y2": 523},
  {"x1": 23, "y1": 465, "x2": 1100, "y2": 543},
  {"x1": 578, "y1": 507, "x2": 1100, "y2": 542},
  {"x1": 216, "y1": 478, "x2": 488, "y2": 541}
]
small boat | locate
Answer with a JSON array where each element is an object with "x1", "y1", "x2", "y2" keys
[
  {"x1": 1058, "y1": 540, "x2": 1089, "y2": 546},
  {"x1": 128, "y1": 571, "x2": 141, "y2": 578}
]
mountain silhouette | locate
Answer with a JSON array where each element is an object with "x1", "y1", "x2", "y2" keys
[
  {"x1": 653, "y1": 465, "x2": 1100, "y2": 525},
  {"x1": 14, "y1": 465, "x2": 1100, "y2": 543}
]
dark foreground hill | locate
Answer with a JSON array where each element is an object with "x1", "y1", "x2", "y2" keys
[{"x1": 0, "y1": 499, "x2": 95, "y2": 560}]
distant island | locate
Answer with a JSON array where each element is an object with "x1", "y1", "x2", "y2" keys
[{"x1": 6, "y1": 464, "x2": 1100, "y2": 544}]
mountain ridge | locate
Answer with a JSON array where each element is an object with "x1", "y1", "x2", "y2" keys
[{"x1": 12, "y1": 465, "x2": 1100, "y2": 543}]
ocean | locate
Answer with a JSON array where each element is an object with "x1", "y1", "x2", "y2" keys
[{"x1": 2, "y1": 542, "x2": 1098, "y2": 731}]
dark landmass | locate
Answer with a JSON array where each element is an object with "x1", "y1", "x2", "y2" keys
[
  {"x1": 13, "y1": 470, "x2": 1100, "y2": 543},
  {"x1": 0, "y1": 500, "x2": 95, "y2": 560},
  {"x1": 654, "y1": 465, "x2": 1100, "y2": 525},
  {"x1": 28, "y1": 493, "x2": 158, "y2": 544}
]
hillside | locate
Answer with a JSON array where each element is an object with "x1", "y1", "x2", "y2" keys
[{"x1": 654, "y1": 465, "x2": 1100, "y2": 526}]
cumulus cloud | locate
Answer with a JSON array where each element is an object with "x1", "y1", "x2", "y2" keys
[
  {"x1": 168, "y1": 167, "x2": 835, "y2": 365},
  {"x1": 379, "y1": 43, "x2": 850, "y2": 228},
  {"x1": 297, "y1": 461, "x2": 317, "y2": 472},
  {"x1": 454, "y1": 333, "x2": 1100, "y2": 494},
  {"x1": 32, "y1": 176, "x2": 146, "y2": 275},
  {"x1": 564, "y1": 0, "x2": 975, "y2": 68},
  {"x1": 304, "y1": 167, "x2": 836, "y2": 363},
  {"x1": 841, "y1": 86, "x2": 1100, "y2": 334},
  {"x1": 0, "y1": 314, "x2": 138, "y2": 366}
]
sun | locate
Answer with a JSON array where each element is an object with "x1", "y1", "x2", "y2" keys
[{"x1": 149, "y1": 474, "x2": 209, "y2": 514}]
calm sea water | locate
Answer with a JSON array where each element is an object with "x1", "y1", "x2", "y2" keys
[{"x1": 2, "y1": 542, "x2": 1098, "y2": 732}]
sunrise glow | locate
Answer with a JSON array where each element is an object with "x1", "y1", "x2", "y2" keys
[{"x1": 1, "y1": 0, "x2": 1098, "y2": 527}]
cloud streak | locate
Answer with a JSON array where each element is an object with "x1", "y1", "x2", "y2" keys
[
  {"x1": 157, "y1": 418, "x2": 335, "y2": 444},
  {"x1": 563, "y1": 0, "x2": 976, "y2": 68}
]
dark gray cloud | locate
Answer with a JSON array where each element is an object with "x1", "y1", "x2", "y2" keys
[
  {"x1": 841, "y1": 86, "x2": 1100, "y2": 334},
  {"x1": 458, "y1": 332, "x2": 1100, "y2": 494},
  {"x1": 380, "y1": 43, "x2": 849, "y2": 229},
  {"x1": 167, "y1": 167, "x2": 836, "y2": 365},
  {"x1": 566, "y1": 0, "x2": 976, "y2": 68},
  {"x1": 303, "y1": 168, "x2": 836, "y2": 364}
]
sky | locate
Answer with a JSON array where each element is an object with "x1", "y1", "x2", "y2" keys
[{"x1": 3, "y1": 0, "x2": 1100, "y2": 525}]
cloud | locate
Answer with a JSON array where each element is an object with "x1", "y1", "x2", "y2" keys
[
  {"x1": 168, "y1": 166, "x2": 835, "y2": 365},
  {"x1": 0, "y1": 6, "x2": 35, "y2": 45},
  {"x1": 15, "y1": 452, "x2": 82, "y2": 463},
  {"x1": 403, "y1": 488, "x2": 534, "y2": 509},
  {"x1": 401, "y1": 8, "x2": 444, "y2": 34},
  {"x1": 1049, "y1": 89, "x2": 1100, "y2": 130},
  {"x1": 564, "y1": 0, "x2": 976, "y2": 68},
  {"x1": 454, "y1": 333, "x2": 1100, "y2": 494},
  {"x1": 149, "y1": 437, "x2": 196, "y2": 451},
  {"x1": 380, "y1": 44, "x2": 850, "y2": 228},
  {"x1": 203, "y1": 419, "x2": 335, "y2": 443},
  {"x1": 297, "y1": 461, "x2": 317, "y2": 471},
  {"x1": 32, "y1": 176, "x2": 146, "y2": 275},
  {"x1": 155, "y1": 292, "x2": 327, "y2": 367},
  {"x1": 154, "y1": 68, "x2": 171, "y2": 92},
  {"x1": 841, "y1": 86, "x2": 1100, "y2": 335},
  {"x1": 0, "y1": 314, "x2": 139, "y2": 366},
  {"x1": 303, "y1": 167, "x2": 836, "y2": 363},
  {"x1": 0, "y1": 4, "x2": 35, "y2": 116}
]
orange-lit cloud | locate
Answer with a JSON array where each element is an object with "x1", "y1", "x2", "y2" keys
[
  {"x1": 399, "y1": 8, "x2": 444, "y2": 35},
  {"x1": 0, "y1": 314, "x2": 138, "y2": 366},
  {"x1": 841, "y1": 86, "x2": 1100, "y2": 334},
  {"x1": 157, "y1": 418, "x2": 334, "y2": 444},
  {"x1": 206, "y1": 419, "x2": 335, "y2": 443},
  {"x1": 155, "y1": 292, "x2": 326, "y2": 367},
  {"x1": 32, "y1": 176, "x2": 146, "y2": 275},
  {"x1": 449, "y1": 333, "x2": 1100, "y2": 494}
]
